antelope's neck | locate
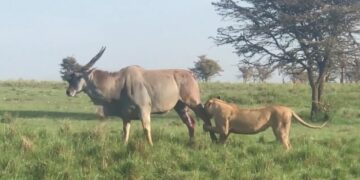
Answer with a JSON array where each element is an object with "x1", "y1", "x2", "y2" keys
[{"x1": 84, "y1": 70, "x2": 122, "y2": 103}]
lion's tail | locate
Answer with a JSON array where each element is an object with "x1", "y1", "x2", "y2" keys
[{"x1": 292, "y1": 112, "x2": 328, "y2": 129}]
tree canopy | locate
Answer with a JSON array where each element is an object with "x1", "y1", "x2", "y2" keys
[
  {"x1": 212, "y1": 0, "x2": 360, "y2": 118},
  {"x1": 190, "y1": 55, "x2": 223, "y2": 82}
]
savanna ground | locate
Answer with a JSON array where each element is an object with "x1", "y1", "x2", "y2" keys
[{"x1": 0, "y1": 81, "x2": 359, "y2": 179}]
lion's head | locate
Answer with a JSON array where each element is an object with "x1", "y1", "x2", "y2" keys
[{"x1": 204, "y1": 98, "x2": 223, "y2": 118}]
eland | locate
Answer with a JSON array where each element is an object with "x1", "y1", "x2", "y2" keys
[{"x1": 60, "y1": 47, "x2": 217, "y2": 145}]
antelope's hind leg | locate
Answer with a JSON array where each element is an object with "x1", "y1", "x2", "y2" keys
[{"x1": 175, "y1": 101, "x2": 195, "y2": 142}]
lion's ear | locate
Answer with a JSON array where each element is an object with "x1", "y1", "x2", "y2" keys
[{"x1": 205, "y1": 99, "x2": 213, "y2": 107}]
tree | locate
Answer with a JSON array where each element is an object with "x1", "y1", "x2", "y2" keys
[
  {"x1": 60, "y1": 57, "x2": 82, "y2": 81},
  {"x1": 280, "y1": 65, "x2": 308, "y2": 84},
  {"x1": 237, "y1": 65, "x2": 254, "y2": 83},
  {"x1": 190, "y1": 55, "x2": 223, "y2": 82},
  {"x1": 238, "y1": 64, "x2": 274, "y2": 83},
  {"x1": 345, "y1": 58, "x2": 360, "y2": 83},
  {"x1": 212, "y1": 0, "x2": 360, "y2": 118},
  {"x1": 336, "y1": 55, "x2": 360, "y2": 83},
  {"x1": 253, "y1": 65, "x2": 273, "y2": 83}
]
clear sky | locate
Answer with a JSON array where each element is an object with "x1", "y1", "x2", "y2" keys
[{"x1": 0, "y1": 0, "x2": 243, "y2": 82}]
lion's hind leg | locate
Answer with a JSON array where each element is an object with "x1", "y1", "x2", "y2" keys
[
  {"x1": 282, "y1": 114, "x2": 292, "y2": 150},
  {"x1": 279, "y1": 129, "x2": 291, "y2": 151},
  {"x1": 271, "y1": 122, "x2": 291, "y2": 150}
]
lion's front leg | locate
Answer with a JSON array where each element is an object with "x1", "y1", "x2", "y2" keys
[
  {"x1": 203, "y1": 125, "x2": 229, "y2": 144},
  {"x1": 219, "y1": 134, "x2": 229, "y2": 144},
  {"x1": 203, "y1": 124, "x2": 217, "y2": 132},
  {"x1": 218, "y1": 118, "x2": 230, "y2": 143},
  {"x1": 203, "y1": 123, "x2": 227, "y2": 134}
]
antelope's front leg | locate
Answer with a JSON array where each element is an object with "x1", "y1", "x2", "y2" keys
[
  {"x1": 140, "y1": 111, "x2": 153, "y2": 146},
  {"x1": 96, "y1": 106, "x2": 106, "y2": 121},
  {"x1": 122, "y1": 120, "x2": 131, "y2": 145}
]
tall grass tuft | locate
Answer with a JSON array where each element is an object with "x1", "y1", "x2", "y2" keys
[
  {"x1": 58, "y1": 121, "x2": 71, "y2": 136},
  {"x1": 101, "y1": 156, "x2": 109, "y2": 171},
  {"x1": 126, "y1": 140, "x2": 150, "y2": 159},
  {"x1": 48, "y1": 140, "x2": 67, "y2": 158},
  {"x1": 91, "y1": 122, "x2": 108, "y2": 142},
  {"x1": 20, "y1": 136, "x2": 33, "y2": 153},
  {"x1": 5, "y1": 124, "x2": 18, "y2": 140},
  {"x1": 120, "y1": 160, "x2": 141, "y2": 180},
  {"x1": 26, "y1": 160, "x2": 48, "y2": 180},
  {"x1": 79, "y1": 157, "x2": 93, "y2": 175}
]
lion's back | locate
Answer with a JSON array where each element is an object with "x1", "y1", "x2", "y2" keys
[{"x1": 265, "y1": 105, "x2": 293, "y2": 120}]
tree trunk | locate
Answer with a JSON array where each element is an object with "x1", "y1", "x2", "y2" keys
[
  {"x1": 310, "y1": 83, "x2": 320, "y2": 119},
  {"x1": 204, "y1": 77, "x2": 209, "y2": 82},
  {"x1": 340, "y1": 67, "x2": 345, "y2": 84},
  {"x1": 307, "y1": 68, "x2": 326, "y2": 120}
]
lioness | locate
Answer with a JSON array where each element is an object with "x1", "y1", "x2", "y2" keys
[{"x1": 203, "y1": 98, "x2": 327, "y2": 150}]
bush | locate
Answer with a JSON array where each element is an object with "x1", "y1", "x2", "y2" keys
[{"x1": 1, "y1": 112, "x2": 15, "y2": 124}]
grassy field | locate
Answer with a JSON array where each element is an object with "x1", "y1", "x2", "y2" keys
[{"x1": 0, "y1": 81, "x2": 359, "y2": 179}]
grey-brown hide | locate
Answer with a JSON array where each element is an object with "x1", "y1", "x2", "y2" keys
[{"x1": 61, "y1": 47, "x2": 217, "y2": 145}]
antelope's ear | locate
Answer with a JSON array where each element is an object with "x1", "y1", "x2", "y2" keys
[{"x1": 85, "y1": 68, "x2": 96, "y2": 74}]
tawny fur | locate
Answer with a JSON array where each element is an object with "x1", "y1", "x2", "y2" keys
[{"x1": 203, "y1": 98, "x2": 327, "y2": 150}]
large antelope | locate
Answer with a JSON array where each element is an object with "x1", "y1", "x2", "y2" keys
[{"x1": 60, "y1": 47, "x2": 217, "y2": 145}]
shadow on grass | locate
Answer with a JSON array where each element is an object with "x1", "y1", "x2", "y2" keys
[
  {"x1": 0, "y1": 110, "x2": 97, "y2": 120},
  {"x1": 0, "y1": 110, "x2": 193, "y2": 122}
]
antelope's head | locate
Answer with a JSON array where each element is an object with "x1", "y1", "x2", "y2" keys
[{"x1": 60, "y1": 47, "x2": 106, "y2": 97}]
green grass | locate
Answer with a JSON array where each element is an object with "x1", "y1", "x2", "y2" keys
[{"x1": 0, "y1": 81, "x2": 359, "y2": 179}]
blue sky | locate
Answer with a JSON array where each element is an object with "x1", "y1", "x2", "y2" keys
[{"x1": 0, "y1": 0, "x2": 242, "y2": 81}]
